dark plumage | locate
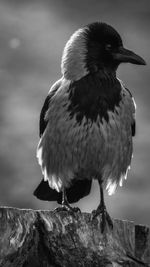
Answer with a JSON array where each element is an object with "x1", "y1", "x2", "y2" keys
[
  {"x1": 39, "y1": 86, "x2": 58, "y2": 137},
  {"x1": 85, "y1": 22, "x2": 123, "y2": 73},
  {"x1": 34, "y1": 22, "x2": 146, "y2": 231},
  {"x1": 67, "y1": 72, "x2": 121, "y2": 123},
  {"x1": 34, "y1": 178, "x2": 92, "y2": 204}
]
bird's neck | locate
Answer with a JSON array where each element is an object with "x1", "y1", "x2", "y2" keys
[
  {"x1": 67, "y1": 72, "x2": 121, "y2": 123},
  {"x1": 95, "y1": 68, "x2": 117, "y2": 80},
  {"x1": 61, "y1": 28, "x2": 89, "y2": 81},
  {"x1": 86, "y1": 58, "x2": 118, "y2": 79}
]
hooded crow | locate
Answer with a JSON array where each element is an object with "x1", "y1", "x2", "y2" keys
[{"x1": 34, "y1": 22, "x2": 146, "y2": 232}]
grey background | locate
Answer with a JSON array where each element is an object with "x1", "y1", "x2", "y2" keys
[{"x1": 0, "y1": 0, "x2": 150, "y2": 225}]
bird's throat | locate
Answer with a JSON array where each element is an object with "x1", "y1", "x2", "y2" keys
[{"x1": 67, "y1": 72, "x2": 122, "y2": 124}]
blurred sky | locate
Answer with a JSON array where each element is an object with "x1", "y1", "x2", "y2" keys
[{"x1": 0, "y1": 0, "x2": 150, "y2": 226}]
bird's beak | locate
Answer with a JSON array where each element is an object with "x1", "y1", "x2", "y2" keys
[{"x1": 113, "y1": 47, "x2": 146, "y2": 65}]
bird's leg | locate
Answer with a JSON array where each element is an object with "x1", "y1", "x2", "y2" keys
[
  {"x1": 62, "y1": 188, "x2": 73, "y2": 211},
  {"x1": 91, "y1": 181, "x2": 113, "y2": 233},
  {"x1": 54, "y1": 188, "x2": 80, "y2": 213}
]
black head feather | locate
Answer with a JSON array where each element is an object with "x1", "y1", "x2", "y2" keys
[
  {"x1": 86, "y1": 22, "x2": 122, "y2": 47},
  {"x1": 85, "y1": 22, "x2": 123, "y2": 73},
  {"x1": 85, "y1": 22, "x2": 145, "y2": 73}
]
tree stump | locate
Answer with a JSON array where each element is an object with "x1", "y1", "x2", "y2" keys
[{"x1": 0, "y1": 207, "x2": 149, "y2": 266}]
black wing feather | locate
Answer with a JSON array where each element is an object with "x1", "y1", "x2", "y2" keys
[
  {"x1": 39, "y1": 95, "x2": 50, "y2": 137},
  {"x1": 131, "y1": 121, "x2": 136, "y2": 137},
  {"x1": 39, "y1": 86, "x2": 58, "y2": 137}
]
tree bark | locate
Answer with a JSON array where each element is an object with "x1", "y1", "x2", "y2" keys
[{"x1": 0, "y1": 207, "x2": 149, "y2": 267}]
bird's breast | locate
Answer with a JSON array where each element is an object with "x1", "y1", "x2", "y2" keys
[
  {"x1": 38, "y1": 75, "x2": 134, "y2": 191},
  {"x1": 44, "y1": 87, "x2": 132, "y2": 175},
  {"x1": 67, "y1": 72, "x2": 122, "y2": 124}
]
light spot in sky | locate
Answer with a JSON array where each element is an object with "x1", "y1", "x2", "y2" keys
[{"x1": 9, "y1": 38, "x2": 21, "y2": 49}]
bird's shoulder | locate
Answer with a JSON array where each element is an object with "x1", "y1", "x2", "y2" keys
[
  {"x1": 118, "y1": 80, "x2": 136, "y2": 136},
  {"x1": 119, "y1": 80, "x2": 136, "y2": 118}
]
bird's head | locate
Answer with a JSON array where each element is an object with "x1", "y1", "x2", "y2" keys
[{"x1": 61, "y1": 22, "x2": 146, "y2": 81}]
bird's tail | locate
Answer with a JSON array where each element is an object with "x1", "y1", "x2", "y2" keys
[{"x1": 33, "y1": 178, "x2": 92, "y2": 204}]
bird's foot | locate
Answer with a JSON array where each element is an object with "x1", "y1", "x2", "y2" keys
[
  {"x1": 91, "y1": 203, "x2": 113, "y2": 233},
  {"x1": 54, "y1": 203, "x2": 81, "y2": 215}
]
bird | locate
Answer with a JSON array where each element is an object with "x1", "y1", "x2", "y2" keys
[{"x1": 34, "y1": 22, "x2": 146, "y2": 232}]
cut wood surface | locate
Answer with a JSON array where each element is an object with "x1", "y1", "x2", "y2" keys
[{"x1": 0, "y1": 207, "x2": 150, "y2": 266}]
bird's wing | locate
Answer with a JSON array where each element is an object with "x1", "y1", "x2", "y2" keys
[
  {"x1": 124, "y1": 87, "x2": 136, "y2": 137},
  {"x1": 35, "y1": 77, "x2": 92, "y2": 203},
  {"x1": 39, "y1": 79, "x2": 62, "y2": 137}
]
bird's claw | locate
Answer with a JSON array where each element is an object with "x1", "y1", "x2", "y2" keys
[
  {"x1": 72, "y1": 207, "x2": 81, "y2": 213},
  {"x1": 54, "y1": 205, "x2": 81, "y2": 216},
  {"x1": 91, "y1": 204, "x2": 113, "y2": 233}
]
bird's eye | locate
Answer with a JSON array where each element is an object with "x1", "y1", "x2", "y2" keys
[{"x1": 105, "y1": 44, "x2": 112, "y2": 50}]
